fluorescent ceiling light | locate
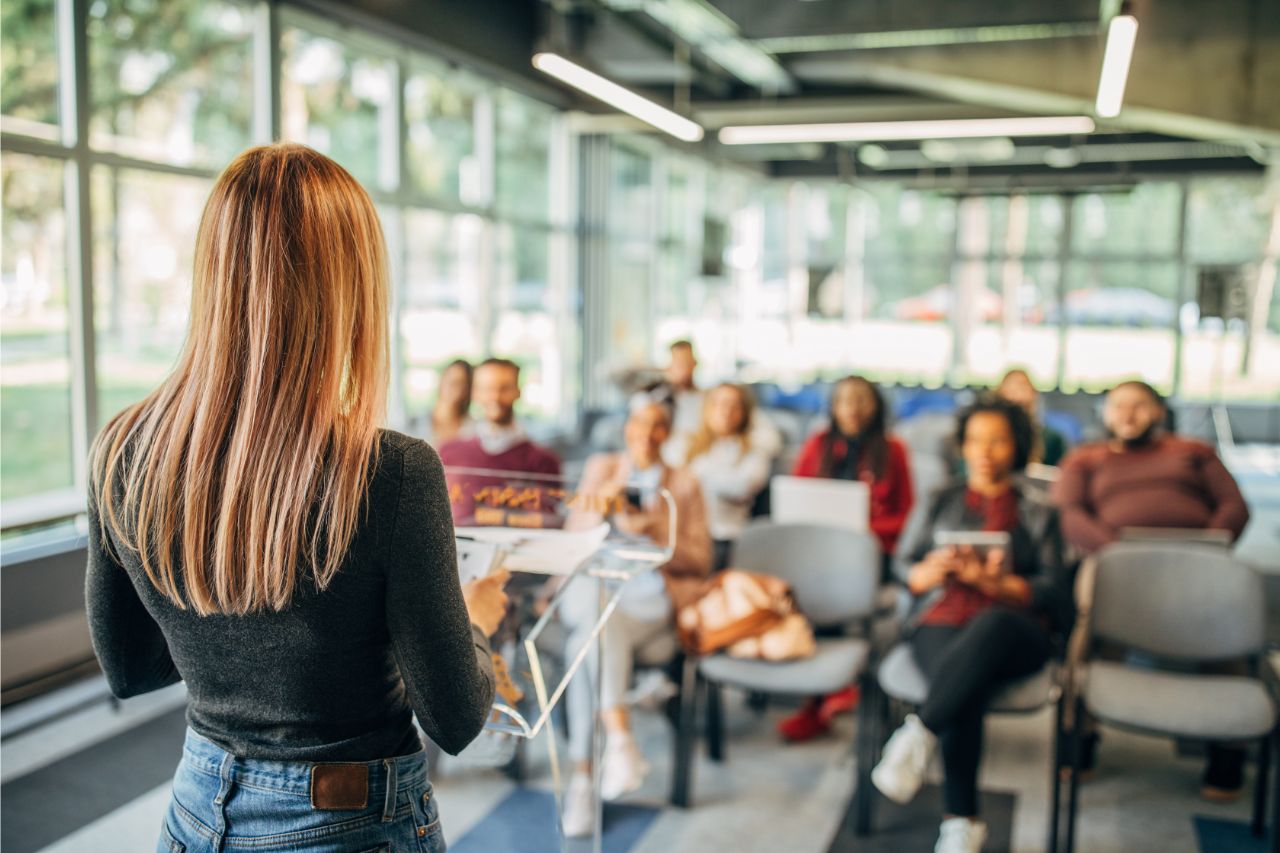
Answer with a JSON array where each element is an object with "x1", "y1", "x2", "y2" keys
[
  {"x1": 532, "y1": 52, "x2": 703, "y2": 142},
  {"x1": 717, "y1": 116, "x2": 1096, "y2": 145},
  {"x1": 1095, "y1": 14, "x2": 1138, "y2": 118}
]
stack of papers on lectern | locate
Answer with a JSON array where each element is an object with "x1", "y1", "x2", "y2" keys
[{"x1": 454, "y1": 523, "x2": 610, "y2": 576}]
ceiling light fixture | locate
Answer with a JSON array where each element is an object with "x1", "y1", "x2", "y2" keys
[
  {"x1": 1094, "y1": 12, "x2": 1138, "y2": 118},
  {"x1": 532, "y1": 52, "x2": 704, "y2": 142},
  {"x1": 717, "y1": 116, "x2": 1096, "y2": 145}
]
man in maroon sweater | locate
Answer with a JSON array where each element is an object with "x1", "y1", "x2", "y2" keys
[
  {"x1": 1053, "y1": 379, "x2": 1251, "y2": 800},
  {"x1": 438, "y1": 358, "x2": 562, "y2": 526},
  {"x1": 1055, "y1": 380, "x2": 1250, "y2": 552}
]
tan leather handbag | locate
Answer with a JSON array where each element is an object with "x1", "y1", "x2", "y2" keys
[{"x1": 677, "y1": 570, "x2": 816, "y2": 661}]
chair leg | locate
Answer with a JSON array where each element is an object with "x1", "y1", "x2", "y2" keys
[
  {"x1": 1065, "y1": 699, "x2": 1085, "y2": 853},
  {"x1": 746, "y1": 690, "x2": 769, "y2": 715},
  {"x1": 1256, "y1": 731, "x2": 1273, "y2": 838},
  {"x1": 705, "y1": 680, "x2": 726, "y2": 763},
  {"x1": 1048, "y1": 695, "x2": 1065, "y2": 853},
  {"x1": 663, "y1": 652, "x2": 686, "y2": 729},
  {"x1": 1271, "y1": 730, "x2": 1280, "y2": 853},
  {"x1": 669, "y1": 656, "x2": 700, "y2": 808},
  {"x1": 500, "y1": 737, "x2": 526, "y2": 781},
  {"x1": 853, "y1": 674, "x2": 876, "y2": 837}
]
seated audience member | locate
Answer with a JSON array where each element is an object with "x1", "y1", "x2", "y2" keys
[
  {"x1": 665, "y1": 339, "x2": 704, "y2": 439},
  {"x1": 424, "y1": 358, "x2": 474, "y2": 447},
  {"x1": 792, "y1": 375, "x2": 915, "y2": 561},
  {"x1": 676, "y1": 383, "x2": 773, "y2": 570},
  {"x1": 872, "y1": 399, "x2": 1070, "y2": 853},
  {"x1": 1055, "y1": 379, "x2": 1249, "y2": 552},
  {"x1": 560, "y1": 395, "x2": 712, "y2": 836},
  {"x1": 778, "y1": 375, "x2": 914, "y2": 742},
  {"x1": 438, "y1": 358, "x2": 562, "y2": 525},
  {"x1": 995, "y1": 368, "x2": 1068, "y2": 466},
  {"x1": 1053, "y1": 378, "x2": 1251, "y2": 798},
  {"x1": 658, "y1": 339, "x2": 782, "y2": 466}
]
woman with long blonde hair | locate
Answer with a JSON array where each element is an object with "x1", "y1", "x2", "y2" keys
[
  {"x1": 87, "y1": 144, "x2": 508, "y2": 852},
  {"x1": 679, "y1": 383, "x2": 771, "y2": 570}
]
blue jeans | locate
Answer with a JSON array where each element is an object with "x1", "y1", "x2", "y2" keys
[{"x1": 159, "y1": 728, "x2": 445, "y2": 852}]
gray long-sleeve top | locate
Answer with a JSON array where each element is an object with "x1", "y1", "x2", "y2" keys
[{"x1": 85, "y1": 430, "x2": 495, "y2": 761}]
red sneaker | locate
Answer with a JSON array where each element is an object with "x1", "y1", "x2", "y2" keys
[
  {"x1": 777, "y1": 700, "x2": 831, "y2": 742},
  {"x1": 818, "y1": 685, "x2": 861, "y2": 722}
]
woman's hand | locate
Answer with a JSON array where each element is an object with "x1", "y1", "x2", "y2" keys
[
  {"x1": 952, "y1": 547, "x2": 1010, "y2": 596},
  {"x1": 953, "y1": 547, "x2": 1032, "y2": 605},
  {"x1": 463, "y1": 570, "x2": 511, "y2": 637},
  {"x1": 907, "y1": 549, "x2": 957, "y2": 595},
  {"x1": 949, "y1": 546, "x2": 988, "y2": 587}
]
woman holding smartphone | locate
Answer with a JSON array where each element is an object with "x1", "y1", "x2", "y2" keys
[
  {"x1": 870, "y1": 398, "x2": 1070, "y2": 853},
  {"x1": 86, "y1": 144, "x2": 508, "y2": 853}
]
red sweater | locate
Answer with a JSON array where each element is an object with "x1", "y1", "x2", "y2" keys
[
  {"x1": 792, "y1": 433, "x2": 914, "y2": 554},
  {"x1": 1053, "y1": 435, "x2": 1250, "y2": 554}
]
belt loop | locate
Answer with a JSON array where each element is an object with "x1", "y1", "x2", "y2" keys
[{"x1": 381, "y1": 758, "x2": 397, "y2": 822}]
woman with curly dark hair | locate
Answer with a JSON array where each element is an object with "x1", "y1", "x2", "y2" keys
[{"x1": 870, "y1": 398, "x2": 1072, "y2": 853}]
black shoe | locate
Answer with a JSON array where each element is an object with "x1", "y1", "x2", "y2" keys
[
  {"x1": 1058, "y1": 730, "x2": 1099, "y2": 780},
  {"x1": 1202, "y1": 746, "x2": 1246, "y2": 801}
]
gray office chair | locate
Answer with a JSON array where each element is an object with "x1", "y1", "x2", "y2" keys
[
  {"x1": 877, "y1": 644, "x2": 1055, "y2": 712},
  {"x1": 669, "y1": 522, "x2": 881, "y2": 825},
  {"x1": 1051, "y1": 543, "x2": 1278, "y2": 853}
]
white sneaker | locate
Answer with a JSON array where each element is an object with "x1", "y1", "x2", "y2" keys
[
  {"x1": 870, "y1": 714, "x2": 937, "y2": 804},
  {"x1": 935, "y1": 817, "x2": 988, "y2": 853},
  {"x1": 599, "y1": 732, "x2": 650, "y2": 801},
  {"x1": 561, "y1": 771, "x2": 594, "y2": 838},
  {"x1": 625, "y1": 670, "x2": 679, "y2": 710}
]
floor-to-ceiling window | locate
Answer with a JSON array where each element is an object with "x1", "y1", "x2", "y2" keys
[
  {"x1": 0, "y1": 0, "x2": 575, "y2": 544},
  {"x1": 731, "y1": 175, "x2": 1279, "y2": 401}
]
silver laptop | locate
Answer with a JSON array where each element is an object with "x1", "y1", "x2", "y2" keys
[{"x1": 770, "y1": 475, "x2": 870, "y2": 532}]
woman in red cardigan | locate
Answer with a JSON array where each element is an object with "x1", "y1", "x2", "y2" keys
[{"x1": 780, "y1": 375, "x2": 914, "y2": 741}]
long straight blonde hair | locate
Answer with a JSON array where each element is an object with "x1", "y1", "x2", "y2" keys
[
  {"x1": 684, "y1": 383, "x2": 755, "y2": 463},
  {"x1": 91, "y1": 144, "x2": 389, "y2": 616}
]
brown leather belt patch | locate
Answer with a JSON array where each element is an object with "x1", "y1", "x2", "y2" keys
[{"x1": 310, "y1": 763, "x2": 369, "y2": 810}]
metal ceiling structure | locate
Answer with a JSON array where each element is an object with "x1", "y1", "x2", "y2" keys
[
  {"x1": 549, "y1": 0, "x2": 1278, "y2": 181},
  {"x1": 325, "y1": 0, "x2": 1279, "y2": 182}
]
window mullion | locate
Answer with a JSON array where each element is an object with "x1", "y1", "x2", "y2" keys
[{"x1": 62, "y1": 0, "x2": 97, "y2": 491}]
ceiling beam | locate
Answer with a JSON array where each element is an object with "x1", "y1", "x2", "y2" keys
[
  {"x1": 691, "y1": 96, "x2": 1026, "y2": 129},
  {"x1": 753, "y1": 21, "x2": 1099, "y2": 55},
  {"x1": 790, "y1": 59, "x2": 1280, "y2": 147}
]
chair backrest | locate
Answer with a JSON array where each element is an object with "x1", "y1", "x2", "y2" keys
[
  {"x1": 588, "y1": 411, "x2": 627, "y2": 451},
  {"x1": 908, "y1": 451, "x2": 949, "y2": 501},
  {"x1": 897, "y1": 451, "x2": 951, "y2": 561},
  {"x1": 760, "y1": 408, "x2": 805, "y2": 448},
  {"x1": 895, "y1": 411, "x2": 957, "y2": 459},
  {"x1": 1042, "y1": 409, "x2": 1084, "y2": 445},
  {"x1": 1090, "y1": 542, "x2": 1266, "y2": 662},
  {"x1": 729, "y1": 521, "x2": 880, "y2": 628}
]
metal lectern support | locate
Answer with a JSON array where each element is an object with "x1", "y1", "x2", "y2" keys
[{"x1": 470, "y1": 486, "x2": 677, "y2": 853}]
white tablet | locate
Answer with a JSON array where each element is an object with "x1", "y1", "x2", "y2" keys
[{"x1": 770, "y1": 475, "x2": 870, "y2": 532}]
